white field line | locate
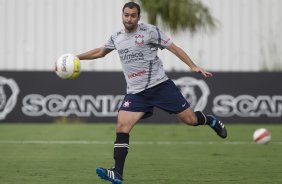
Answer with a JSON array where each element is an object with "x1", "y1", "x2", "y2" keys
[{"x1": 0, "y1": 140, "x2": 281, "y2": 145}]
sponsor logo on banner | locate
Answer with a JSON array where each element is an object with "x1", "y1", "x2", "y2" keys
[
  {"x1": 212, "y1": 95, "x2": 282, "y2": 117},
  {"x1": 173, "y1": 77, "x2": 210, "y2": 111},
  {"x1": 173, "y1": 77, "x2": 282, "y2": 119},
  {"x1": 0, "y1": 74, "x2": 281, "y2": 122},
  {"x1": 0, "y1": 76, "x2": 20, "y2": 120},
  {"x1": 22, "y1": 94, "x2": 124, "y2": 117}
]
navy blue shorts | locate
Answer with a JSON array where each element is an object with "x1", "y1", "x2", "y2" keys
[{"x1": 119, "y1": 79, "x2": 190, "y2": 119}]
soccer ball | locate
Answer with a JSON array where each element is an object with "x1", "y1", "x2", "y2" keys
[
  {"x1": 253, "y1": 128, "x2": 271, "y2": 144},
  {"x1": 55, "y1": 54, "x2": 81, "y2": 80}
]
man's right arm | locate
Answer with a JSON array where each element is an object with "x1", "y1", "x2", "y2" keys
[{"x1": 77, "y1": 47, "x2": 113, "y2": 60}]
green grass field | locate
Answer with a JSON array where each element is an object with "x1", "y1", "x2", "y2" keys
[{"x1": 0, "y1": 123, "x2": 282, "y2": 184}]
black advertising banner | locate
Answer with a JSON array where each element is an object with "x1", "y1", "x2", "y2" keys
[{"x1": 0, "y1": 71, "x2": 281, "y2": 123}]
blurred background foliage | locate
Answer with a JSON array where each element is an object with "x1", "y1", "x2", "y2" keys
[{"x1": 137, "y1": 0, "x2": 216, "y2": 33}]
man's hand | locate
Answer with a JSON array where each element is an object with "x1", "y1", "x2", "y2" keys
[{"x1": 192, "y1": 66, "x2": 213, "y2": 78}]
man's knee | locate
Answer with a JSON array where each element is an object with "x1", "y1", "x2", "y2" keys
[
  {"x1": 116, "y1": 111, "x2": 144, "y2": 133},
  {"x1": 116, "y1": 121, "x2": 130, "y2": 133},
  {"x1": 177, "y1": 111, "x2": 198, "y2": 125},
  {"x1": 177, "y1": 108, "x2": 198, "y2": 125},
  {"x1": 181, "y1": 115, "x2": 198, "y2": 125}
]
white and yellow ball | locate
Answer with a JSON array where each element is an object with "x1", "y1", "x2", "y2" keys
[
  {"x1": 253, "y1": 128, "x2": 271, "y2": 144},
  {"x1": 55, "y1": 54, "x2": 81, "y2": 80}
]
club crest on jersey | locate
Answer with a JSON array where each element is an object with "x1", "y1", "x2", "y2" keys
[
  {"x1": 135, "y1": 35, "x2": 144, "y2": 45},
  {"x1": 123, "y1": 100, "x2": 131, "y2": 108}
]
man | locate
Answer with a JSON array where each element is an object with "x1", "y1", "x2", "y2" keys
[{"x1": 77, "y1": 2, "x2": 227, "y2": 184}]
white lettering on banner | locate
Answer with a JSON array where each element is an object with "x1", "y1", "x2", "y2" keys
[
  {"x1": 22, "y1": 94, "x2": 124, "y2": 117},
  {"x1": 213, "y1": 95, "x2": 282, "y2": 117}
]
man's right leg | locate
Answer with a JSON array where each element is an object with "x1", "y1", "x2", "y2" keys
[
  {"x1": 96, "y1": 110, "x2": 144, "y2": 184},
  {"x1": 177, "y1": 108, "x2": 227, "y2": 138}
]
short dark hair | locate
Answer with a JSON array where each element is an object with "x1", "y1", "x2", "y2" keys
[{"x1": 122, "y1": 2, "x2": 141, "y2": 17}]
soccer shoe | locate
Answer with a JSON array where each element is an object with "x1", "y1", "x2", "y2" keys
[
  {"x1": 207, "y1": 115, "x2": 227, "y2": 139},
  {"x1": 96, "y1": 167, "x2": 123, "y2": 184}
]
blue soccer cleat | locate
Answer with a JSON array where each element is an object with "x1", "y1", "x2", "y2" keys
[
  {"x1": 207, "y1": 115, "x2": 227, "y2": 139},
  {"x1": 96, "y1": 167, "x2": 123, "y2": 184}
]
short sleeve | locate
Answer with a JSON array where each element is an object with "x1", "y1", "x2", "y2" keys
[
  {"x1": 149, "y1": 26, "x2": 172, "y2": 49},
  {"x1": 104, "y1": 35, "x2": 116, "y2": 50}
]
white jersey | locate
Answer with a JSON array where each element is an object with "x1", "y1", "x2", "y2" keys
[{"x1": 105, "y1": 23, "x2": 173, "y2": 94}]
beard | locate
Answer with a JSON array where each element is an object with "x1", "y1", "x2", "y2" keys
[{"x1": 123, "y1": 21, "x2": 137, "y2": 32}]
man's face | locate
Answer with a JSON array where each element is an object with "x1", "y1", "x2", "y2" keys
[{"x1": 122, "y1": 7, "x2": 140, "y2": 32}]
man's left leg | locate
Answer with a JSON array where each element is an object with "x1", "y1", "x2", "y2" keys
[
  {"x1": 177, "y1": 107, "x2": 227, "y2": 138},
  {"x1": 96, "y1": 111, "x2": 144, "y2": 184}
]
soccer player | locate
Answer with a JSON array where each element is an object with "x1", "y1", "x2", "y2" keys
[{"x1": 77, "y1": 2, "x2": 227, "y2": 184}]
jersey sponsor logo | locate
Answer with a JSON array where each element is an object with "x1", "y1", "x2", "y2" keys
[
  {"x1": 128, "y1": 70, "x2": 146, "y2": 79},
  {"x1": 118, "y1": 49, "x2": 144, "y2": 64},
  {"x1": 0, "y1": 76, "x2": 20, "y2": 120},
  {"x1": 135, "y1": 35, "x2": 144, "y2": 45},
  {"x1": 118, "y1": 49, "x2": 129, "y2": 55},
  {"x1": 173, "y1": 77, "x2": 210, "y2": 111},
  {"x1": 140, "y1": 28, "x2": 147, "y2": 31}
]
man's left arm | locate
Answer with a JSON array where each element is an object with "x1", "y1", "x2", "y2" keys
[{"x1": 167, "y1": 43, "x2": 213, "y2": 78}]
